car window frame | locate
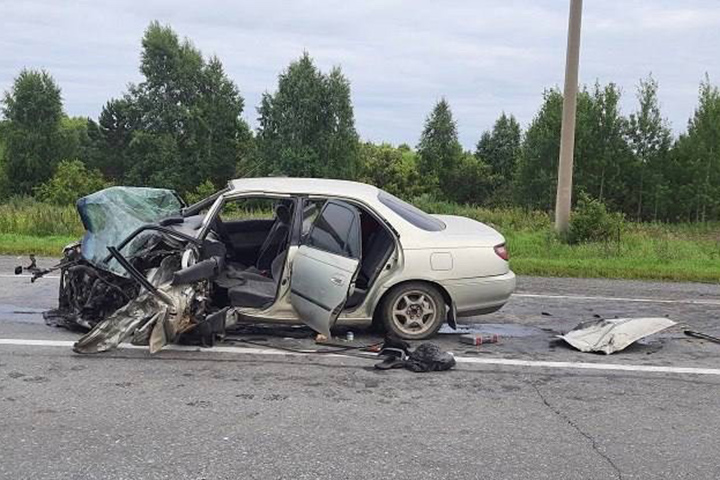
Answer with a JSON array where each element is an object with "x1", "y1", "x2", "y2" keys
[
  {"x1": 198, "y1": 191, "x2": 296, "y2": 241},
  {"x1": 304, "y1": 200, "x2": 362, "y2": 260},
  {"x1": 377, "y1": 191, "x2": 446, "y2": 232}
]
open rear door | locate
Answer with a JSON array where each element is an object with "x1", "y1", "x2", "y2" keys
[{"x1": 289, "y1": 200, "x2": 361, "y2": 337}]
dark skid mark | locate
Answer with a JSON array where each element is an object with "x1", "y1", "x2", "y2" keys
[{"x1": 0, "y1": 304, "x2": 46, "y2": 324}]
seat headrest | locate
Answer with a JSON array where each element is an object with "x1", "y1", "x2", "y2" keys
[{"x1": 275, "y1": 203, "x2": 291, "y2": 224}]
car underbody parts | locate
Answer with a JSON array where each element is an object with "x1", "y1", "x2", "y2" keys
[
  {"x1": 13, "y1": 254, "x2": 37, "y2": 276},
  {"x1": 15, "y1": 250, "x2": 80, "y2": 283},
  {"x1": 43, "y1": 244, "x2": 138, "y2": 331},
  {"x1": 73, "y1": 254, "x2": 212, "y2": 354},
  {"x1": 684, "y1": 329, "x2": 720, "y2": 345},
  {"x1": 106, "y1": 246, "x2": 175, "y2": 307}
]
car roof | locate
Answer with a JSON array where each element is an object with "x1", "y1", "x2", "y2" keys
[{"x1": 229, "y1": 177, "x2": 380, "y2": 201}]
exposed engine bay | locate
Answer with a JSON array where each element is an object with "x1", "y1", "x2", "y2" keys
[{"x1": 29, "y1": 186, "x2": 296, "y2": 354}]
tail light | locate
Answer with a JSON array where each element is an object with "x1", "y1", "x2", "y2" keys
[{"x1": 494, "y1": 243, "x2": 509, "y2": 261}]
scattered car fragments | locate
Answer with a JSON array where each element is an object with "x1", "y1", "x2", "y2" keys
[
  {"x1": 684, "y1": 329, "x2": 720, "y2": 345},
  {"x1": 459, "y1": 333, "x2": 500, "y2": 346},
  {"x1": 559, "y1": 317, "x2": 678, "y2": 354},
  {"x1": 24, "y1": 178, "x2": 517, "y2": 354}
]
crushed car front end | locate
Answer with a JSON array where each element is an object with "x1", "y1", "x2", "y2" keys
[{"x1": 36, "y1": 186, "x2": 229, "y2": 354}]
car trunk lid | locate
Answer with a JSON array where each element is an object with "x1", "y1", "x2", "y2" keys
[{"x1": 430, "y1": 215, "x2": 506, "y2": 248}]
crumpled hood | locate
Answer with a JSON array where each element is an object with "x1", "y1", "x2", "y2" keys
[{"x1": 76, "y1": 186, "x2": 183, "y2": 275}]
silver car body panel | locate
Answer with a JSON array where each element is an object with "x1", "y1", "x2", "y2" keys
[
  {"x1": 210, "y1": 178, "x2": 515, "y2": 329},
  {"x1": 289, "y1": 245, "x2": 359, "y2": 337},
  {"x1": 559, "y1": 317, "x2": 677, "y2": 354}
]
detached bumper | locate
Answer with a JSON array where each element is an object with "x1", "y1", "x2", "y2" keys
[{"x1": 442, "y1": 271, "x2": 516, "y2": 318}]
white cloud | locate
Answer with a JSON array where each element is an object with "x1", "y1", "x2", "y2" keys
[{"x1": 0, "y1": 0, "x2": 718, "y2": 148}]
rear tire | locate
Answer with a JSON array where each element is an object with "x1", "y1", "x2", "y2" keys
[{"x1": 380, "y1": 282, "x2": 446, "y2": 340}]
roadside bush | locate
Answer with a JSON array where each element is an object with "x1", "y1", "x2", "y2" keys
[
  {"x1": 35, "y1": 159, "x2": 110, "y2": 205},
  {"x1": 567, "y1": 193, "x2": 625, "y2": 244},
  {"x1": 444, "y1": 153, "x2": 494, "y2": 204},
  {"x1": 185, "y1": 179, "x2": 218, "y2": 205},
  {"x1": 357, "y1": 143, "x2": 426, "y2": 199},
  {"x1": 0, "y1": 196, "x2": 83, "y2": 236}
]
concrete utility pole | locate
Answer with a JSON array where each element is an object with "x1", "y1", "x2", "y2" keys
[{"x1": 554, "y1": 0, "x2": 583, "y2": 234}]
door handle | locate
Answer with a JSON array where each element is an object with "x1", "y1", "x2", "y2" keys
[{"x1": 330, "y1": 275, "x2": 344, "y2": 286}]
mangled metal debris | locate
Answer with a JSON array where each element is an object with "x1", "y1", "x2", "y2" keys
[
  {"x1": 559, "y1": 317, "x2": 677, "y2": 354},
  {"x1": 27, "y1": 185, "x2": 361, "y2": 354},
  {"x1": 25, "y1": 186, "x2": 229, "y2": 353},
  {"x1": 684, "y1": 329, "x2": 720, "y2": 345}
]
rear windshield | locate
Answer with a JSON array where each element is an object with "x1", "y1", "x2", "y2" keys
[{"x1": 377, "y1": 191, "x2": 445, "y2": 232}]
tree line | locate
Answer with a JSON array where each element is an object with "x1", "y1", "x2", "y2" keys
[{"x1": 1, "y1": 21, "x2": 719, "y2": 222}]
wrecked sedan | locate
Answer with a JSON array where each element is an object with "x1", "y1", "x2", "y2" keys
[{"x1": 31, "y1": 178, "x2": 515, "y2": 353}]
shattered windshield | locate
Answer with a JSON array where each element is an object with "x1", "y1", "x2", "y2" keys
[{"x1": 77, "y1": 186, "x2": 183, "y2": 276}]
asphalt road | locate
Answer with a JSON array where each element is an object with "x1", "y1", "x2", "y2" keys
[{"x1": 1, "y1": 255, "x2": 720, "y2": 479}]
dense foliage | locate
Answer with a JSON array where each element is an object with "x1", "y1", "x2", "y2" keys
[
  {"x1": 35, "y1": 159, "x2": 110, "y2": 205},
  {"x1": 92, "y1": 22, "x2": 251, "y2": 193},
  {"x1": 1, "y1": 22, "x2": 720, "y2": 226},
  {"x1": 1, "y1": 69, "x2": 66, "y2": 195},
  {"x1": 257, "y1": 53, "x2": 359, "y2": 179},
  {"x1": 567, "y1": 193, "x2": 625, "y2": 244}
]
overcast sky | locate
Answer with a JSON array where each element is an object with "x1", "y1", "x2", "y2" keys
[{"x1": 1, "y1": 0, "x2": 719, "y2": 148}]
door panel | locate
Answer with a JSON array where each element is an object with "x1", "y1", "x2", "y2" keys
[
  {"x1": 289, "y1": 200, "x2": 362, "y2": 337},
  {"x1": 290, "y1": 245, "x2": 359, "y2": 337}
]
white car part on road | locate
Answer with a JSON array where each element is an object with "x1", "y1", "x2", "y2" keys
[{"x1": 558, "y1": 317, "x2": 678, "y2": 354}]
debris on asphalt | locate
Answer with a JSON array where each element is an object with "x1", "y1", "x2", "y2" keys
[
  {"x1": 405, "y1": 344, "x2": 456, "y2": 372},
  {"x1": 231, "y1": 324, "x2": 315, "y2": 339},
  {"x1": 14, "y1": 254, "x2": 47, "y2": 278},
  {"x1": 374, "y1": 337, "x2": 409, "y2": 370},
  {"x1": 375, "y1": 337, "x2": 455, "y2": 372},
  {"x1": 558, "y1": 317, "x2": 677, "y2": 354},
  {"x1": 684, "y1": 329, "x2": 720, "y2": 345},
  {"x1": 459, "y1": 333, "x2": 500, "y2": 346},
  {"x1": 315, "y1": 336, "x2": 372, "y2": 349}
]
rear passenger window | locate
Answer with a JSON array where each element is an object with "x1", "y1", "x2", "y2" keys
[
  {"x1": 377, "y1": 190, "x2": 445, "y2": 231},
  {"x1": 307, "y1": 202, "x2": 359, "y2": 258},
  {"x1": 302, "y1": 200, "x2": 326, "y2": 236}
]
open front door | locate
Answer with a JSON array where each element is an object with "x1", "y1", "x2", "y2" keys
[{"x1": 289, "y1": 200, "x2": 361, "y2": 337}]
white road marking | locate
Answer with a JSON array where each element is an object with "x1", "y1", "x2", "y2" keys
[
  {"x1": 0, "y1": 338, "x2": 286, "y2": 355},
  {"x1": 1, "y1": 337, "x2": 719, "y2": 377},
  {"x1": 0, "y1": 274, "x2": 60, "y2": 279},
  {"x1": 453, "y1": 356, "x2": 720, "y2": 376},
  {"x1": 514, "y1": 293, "x2": 720, "y2": 306},
  {"x1": 1, "y1": 274, "x2": 717, "y2": 305}
]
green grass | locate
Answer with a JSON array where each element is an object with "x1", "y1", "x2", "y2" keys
[
  {"x1": 506, "y1": 230, "x2": 720, "y2": 283},
  {"x1": 0, "y1": 233, "x2": 78, "y2": 256},
  {"x1": 0, "y1": 197, "x2": 83, "y2": 237},
  {"x1": 1, "y1": 197, "x2": 719, "y2": 282}
]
